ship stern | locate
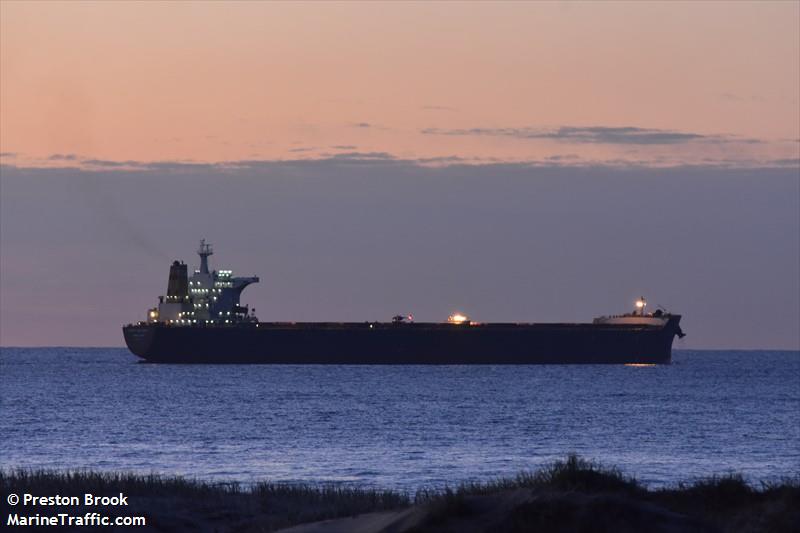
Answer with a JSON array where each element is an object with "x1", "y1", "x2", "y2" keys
[{"x1": 122, "y1": 324, "x2": 157, "y2": 360}]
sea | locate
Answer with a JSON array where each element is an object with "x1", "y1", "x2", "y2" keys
[{"x1": 1, "y1": 348, "x2": 798, "y2": 491}]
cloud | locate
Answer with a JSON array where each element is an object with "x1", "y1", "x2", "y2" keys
[
  {"x1": 718, "y1": 92, "x2": 744, "y2": 101},
  {"x1": 348, "y1": 122, "x2": 392, "y2": 131},
  {"x1": 769, "y1": 158, "x2": 800, "y2": 167},
  {"x1": 82, "y1": 159, "x2": 141, "y2": 168},
  {"x1": 415, "y1": 155, "x2": 469, "y2": 164},
  {"x1": 421, "y1": 125, "x2": 759, "y2": 145},
  {"x1": 329, "y1": 151, "x2": 396, "y2": 161},
  {"x1": 331, "y1": 145, "x2": 358, "y2": 150},
  {"x1": 545, "y1": 154, "x2": 581, "y2": 162},
  {"x1": 4, "y1": 145, "x2": 796, "y2": 174},
  {"x1": 5, "y1": 155, "x2": 796, "y2": 180},
  {"x1": 0, "y1": 152, "x2": 17, "y2": 158}
]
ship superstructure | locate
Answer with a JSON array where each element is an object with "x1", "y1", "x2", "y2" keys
[{"x1": 148, "y1": 240, "x2": 259, "y2": 325}]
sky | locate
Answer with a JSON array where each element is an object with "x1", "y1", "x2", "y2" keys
[{"x1": 1, "y1": 1, "x2": 798, "y2": 348}]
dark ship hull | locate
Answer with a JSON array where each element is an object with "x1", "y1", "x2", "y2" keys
[{"x1": 123, "y1": 315, "x2": 682, "y2": 364}]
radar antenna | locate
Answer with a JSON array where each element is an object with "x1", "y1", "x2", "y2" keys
[{"x1": 198, "y1": 239, "x2": 213, "y2": 274}]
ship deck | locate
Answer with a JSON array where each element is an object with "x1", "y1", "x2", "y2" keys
[{"x1": 128, "y1": 321, "x2": 665, "y2": 331}]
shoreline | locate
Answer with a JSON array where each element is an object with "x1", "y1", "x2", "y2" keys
[{"x1": 2, "y1": 456, "x2": 797, "y2": 532}]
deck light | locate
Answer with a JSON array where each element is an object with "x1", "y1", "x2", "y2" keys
[{"x1": 448, "y1": 313, "x2": 469, "y2": 324}]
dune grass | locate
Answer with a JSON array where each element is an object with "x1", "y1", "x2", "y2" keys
[
  {"x1": 2, "y1": 456, "x2": 798, "y2": 532},
  {"x1": 416, "y1": 454, "x2": 641, "y2": 499},
  {"x1": 0, "y1": 469, "x2": 409, "y2": 531},
  {"x1": 412, "y1": 455, "x2": 800, "y2": 533}
]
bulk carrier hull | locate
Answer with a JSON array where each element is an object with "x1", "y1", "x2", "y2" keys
[{"x1": 123, "y1": 315, "x2": 682, "y2": 364}]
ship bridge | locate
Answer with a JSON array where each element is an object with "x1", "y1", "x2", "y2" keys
[{"x1": 151, "y1": 240, "x2": 259, "y2": 324}]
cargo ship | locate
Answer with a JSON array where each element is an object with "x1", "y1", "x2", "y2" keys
[{"x1": 123, "y1": 241, "x2": 685, "y2": 364}]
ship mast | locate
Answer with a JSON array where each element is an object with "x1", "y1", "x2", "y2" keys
[
  {"x1": 635, "y1": 296, "x2": 647, "y2": 316},
  {"x1": 198, "y1": 239, "x2": 213, "y2": 274}
]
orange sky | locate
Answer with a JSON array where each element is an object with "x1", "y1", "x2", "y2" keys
[{"x1": 1, "y1": 1, "x2": 798, "y2": 167}]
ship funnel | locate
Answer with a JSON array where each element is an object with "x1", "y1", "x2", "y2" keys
[
  {"x1": 166, "y1": 260, "x2": 189, "y2": 301},
  {"x1": 198, "y1": 239, "x2": 213, "y2": 274}
]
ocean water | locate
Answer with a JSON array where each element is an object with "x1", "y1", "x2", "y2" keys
[{"x1": 1, "y1": 348, "x2": 798, "y2": 491}]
